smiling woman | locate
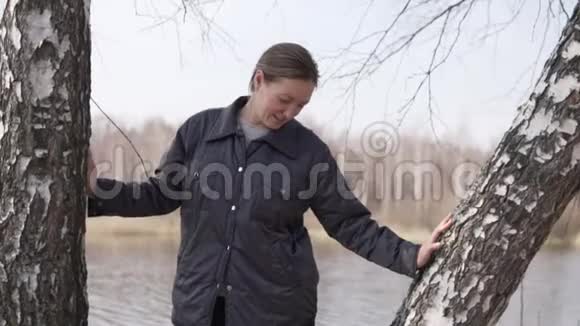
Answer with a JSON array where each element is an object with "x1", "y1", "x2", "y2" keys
[
  {"x1": 86, "y1": 42, "x2": 450, "y2": 326},
  {"x1": 240, "y1": 43, "x2": 318, "y2": 130}
]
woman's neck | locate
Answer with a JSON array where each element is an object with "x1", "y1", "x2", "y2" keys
[{"x1": 240, "y1": 97, "x2": 264, "y2": 127}]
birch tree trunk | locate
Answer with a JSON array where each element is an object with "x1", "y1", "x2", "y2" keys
[
  {"x1": 392, "y1": 3, "x2": 580, "y2": 325},
  {"x1": 0, "y1": 0, "x2": 91, "y2": 325}
]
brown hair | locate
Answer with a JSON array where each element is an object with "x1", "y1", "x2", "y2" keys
[{"x1": 249, "y1": 42, "x2": 319, "y2": 91}]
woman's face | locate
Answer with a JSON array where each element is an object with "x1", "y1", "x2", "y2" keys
[{"x1": 251, "y1": 70, "x2": 315, "y2": 130}]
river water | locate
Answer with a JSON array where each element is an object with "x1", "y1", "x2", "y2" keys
[{"x1": 86, "y1": 236, "x2": 580, "y2": 326}]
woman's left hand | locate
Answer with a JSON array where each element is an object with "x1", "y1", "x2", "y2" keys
[{"x1": 416, "y1": 213, "x2": 453, "y2": 269}]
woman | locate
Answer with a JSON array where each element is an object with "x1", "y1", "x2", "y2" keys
[{"x1": 87, "y1": 42, "x2": 452, "y2": 326}]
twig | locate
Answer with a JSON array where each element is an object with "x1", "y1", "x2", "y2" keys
[{"x1": 90, "y1": 97, "x2": 151, "y2": 179}]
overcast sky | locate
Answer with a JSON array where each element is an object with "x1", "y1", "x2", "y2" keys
[{"x1": 2, "y1": 0, "x2": 577, "y2": 149}]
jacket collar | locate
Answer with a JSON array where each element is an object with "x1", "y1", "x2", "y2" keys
[
  {"x1": 205, "y1": 96, "x2": 247, "y2": 142},
  {"x1": 206, "y1": 96, "x2": 299, "y2": 159}
]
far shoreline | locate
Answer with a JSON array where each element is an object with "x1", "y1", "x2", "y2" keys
[{"x1": 86, "y1": 217, "x2": 580, "y2": 251}]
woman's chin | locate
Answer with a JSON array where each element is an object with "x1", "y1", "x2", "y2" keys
[{"x1": 266, "y1": 119, "x2": 285, "y2": 129}]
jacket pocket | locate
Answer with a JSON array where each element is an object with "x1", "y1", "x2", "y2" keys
[
  {"x1": 251, "y1": 181, "x2": 306, "y2": 231},
  {"x1": 186, "y1": 167, "x2": 220, "y2": 211},
  {"x1": 271, "y1": 227, "x2": 319, "y2": 288}
]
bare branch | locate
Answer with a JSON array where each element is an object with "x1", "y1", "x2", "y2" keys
[
  {"x1": 529, "y1": 0, "x2": 553, "y2": 91},
  {"x1": 138, "y1": 8, "x2": 183, "y2": 32},
  {"x1": 474, "y1": 0, "x2": 526, "y2": 43},
  {"x1": 413, "y1": 8, "x2": 452, "y2": 137},
  {"x1": 426, "y1": 0, "x2": 475, "y2": 143},
  {"x1": 265, "y1": 0, "x2": 281, "y2": 18},
  {"x1": 559, "y1": 0, "x2": 570, "y2": 20},
  {"x1": 181, "y1": 0, "x2": 188, "y2": 22},
  {"x1": 321, "y1": 0, "x2": 412, "y2": 88},
  {"x1": 322, "y1": 0, "x2": 572, "y2": 143},
  {"x1": 134, "y1": 0, "x2": 235, "y2": 53},
  {"x1": 326, "y1": 0, "x2": 477, "y2": 108},
  {"x1": 321, "y1": 0, "x2": 377, "y2": 68},
  {"x1": 90, "y1": 97, "x2": 151, "y2": 179},
  {"x1": 532, "y1": 0, "x2": 543, "y2": 41},
  {"x1": 480, "y1": 61, "x2": 536, "y2": 106},
  {"x1": 547, "y1": 0, "x2": 557, "y2": 19},
  {"x1": 174, "y1": 17, "x2": 185, "y2": 67},
  {"x1": 343, "y1": 86, "x2": 358, "y2": 158},
  {"x1": 385, "y1": 1, "x2": 474, "y2": 130}
]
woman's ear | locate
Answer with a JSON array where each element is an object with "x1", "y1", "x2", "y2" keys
[{"x1": 253, "y1": 69, "x2": 264, "y2": 91}]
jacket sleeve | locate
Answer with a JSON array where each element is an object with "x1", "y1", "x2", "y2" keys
[
  {"x1": 308, "y1": 145, "x2": 420, "y2": 278},
  {"x1": 87, "y1": 122, "x2": 190, "y2": 218}
]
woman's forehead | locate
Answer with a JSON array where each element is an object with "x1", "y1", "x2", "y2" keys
[{"x1": 270, "y1": 78, "x2": 314, "y2": 99}]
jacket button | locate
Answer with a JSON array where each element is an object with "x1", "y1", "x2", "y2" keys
[
  {"x1": 238, "y1": 166, "x2": 243, "y2": 172},
  {"x1": 226, "y1": 285, "x2": 232, "y2": 292},
  {"x1": 226, "y1": 245, "x2": 231, "y2": 251},
  {"x1": 231, "y1": 205, "x2": 236, "y2": 211}
]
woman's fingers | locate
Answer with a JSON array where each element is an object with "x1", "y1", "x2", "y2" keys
[
  {"x1": 420, "y1": 215, "x2": 453, "y2": 268},
  {"x1": 431, "y1": 242, "x2": 442, "y2": 251},
  {"x1": 440, "y1": 214, "x2": 452, "y2": 227},
  {"x1": 431, "y1": 214, "x2": 453, "y2": 243},
  {"x1": 441, "y1": 215, "x2": 453, "y2": 231}
]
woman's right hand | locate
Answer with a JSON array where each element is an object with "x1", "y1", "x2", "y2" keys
[{"x1": 87, "y1": 148, "x2": 97, "y2": 196}]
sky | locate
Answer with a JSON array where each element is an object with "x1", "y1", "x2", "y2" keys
[{"x1": 2, "y1": 0, "x2": 577, "y2": 149}]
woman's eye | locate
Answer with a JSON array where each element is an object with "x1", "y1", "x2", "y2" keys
[{"x1": 279, "y1": 97, "x2": 291, "y2": 104}]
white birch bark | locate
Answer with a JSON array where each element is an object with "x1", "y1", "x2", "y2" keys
[
  {"x1": 392, "y1": 3, "x2": 580, "y2": 325},
  {"x1": 0, "y1": 0, "x2": 91, "y2": 325}
]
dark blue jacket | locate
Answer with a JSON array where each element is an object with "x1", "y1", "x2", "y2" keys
[{"x1": 88, "y1": 96, "x2": 419, "y2": 326}]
